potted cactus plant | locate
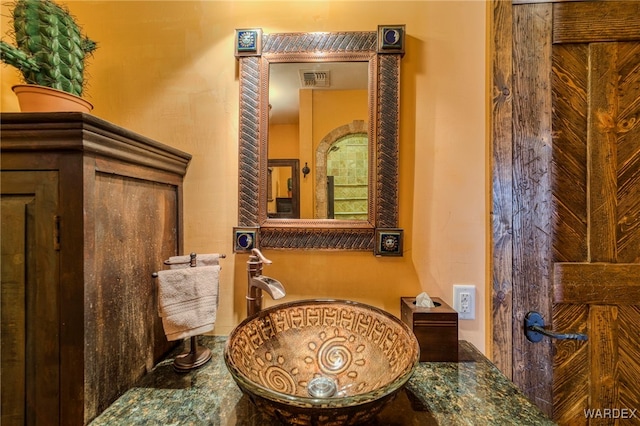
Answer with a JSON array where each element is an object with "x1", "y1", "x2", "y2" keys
[{"x1": 1, "y1": 0, "x2": 97, "y2": 112}]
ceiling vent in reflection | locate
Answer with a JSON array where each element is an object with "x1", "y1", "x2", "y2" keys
[{"x1": 299, "y1": 70, "x2": 330, "y2": 87}]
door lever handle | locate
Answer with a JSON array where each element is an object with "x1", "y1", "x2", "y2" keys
[{"x1": 524, "y1": 311, "x2": 588, "y2": 343}]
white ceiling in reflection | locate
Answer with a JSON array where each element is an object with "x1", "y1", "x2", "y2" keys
[{"x1": 269, "y1": 61, "x2": 369, "y2": 125}]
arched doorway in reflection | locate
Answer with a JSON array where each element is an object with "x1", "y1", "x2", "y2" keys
[{"x1": 315, "y1": 120, "x2": 368, "y2": 219}]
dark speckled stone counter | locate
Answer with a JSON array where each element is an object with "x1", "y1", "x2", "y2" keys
[{"x1": 90, "y1": 337, "x2": 556, "y2": 425}]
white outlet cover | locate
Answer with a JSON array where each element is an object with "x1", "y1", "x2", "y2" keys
[{"x1": 453, "y1": 284, "x2": 475, "y2": 320}]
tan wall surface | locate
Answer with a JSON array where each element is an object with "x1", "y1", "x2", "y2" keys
[{"x1": 1, "y1": 1, "x2": 487, "y2": 352}]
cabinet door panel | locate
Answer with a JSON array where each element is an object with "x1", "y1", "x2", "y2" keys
[{"x1": 1, "y1": 171, "x2": 59, "y2": 425}]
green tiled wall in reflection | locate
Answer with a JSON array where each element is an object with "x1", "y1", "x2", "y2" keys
[{"x1": 327, "y1": 135, "x2": 368, "y2": 220}]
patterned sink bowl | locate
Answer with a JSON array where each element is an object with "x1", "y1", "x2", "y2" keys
[{"x1": 224, "y1": 299, "x2": 420, "y2": 425}]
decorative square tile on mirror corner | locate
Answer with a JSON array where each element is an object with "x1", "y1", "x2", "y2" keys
[
  {"x1": 233, "y1": 227, "x2": 259, "y2": 253},
  {"x1": 377, "y1": 25, "x2": 405, "y2": 54},
  {"x1": 235, "y1": 28, "x2": 262, "y2": 57},
  {"x1": 375, "y1": 228, "x2": 403, "y2": 256}
]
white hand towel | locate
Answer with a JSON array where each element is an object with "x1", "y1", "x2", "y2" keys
[
  {"x1": 168, "y1": 253, "x2": 221, "y2": 269},
  {"x1": 156, "y1": 265, "x2": 220, "y2": 341}
]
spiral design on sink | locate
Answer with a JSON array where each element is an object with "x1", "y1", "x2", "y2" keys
[
  {"x1": 318, "y1": 336, "x2": 352, "y2": 375},
  {"x1": 260, "y1": 366, "x2": 296, "y2": 394}
]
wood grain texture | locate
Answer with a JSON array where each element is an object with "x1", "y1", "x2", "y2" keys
[
  {"x1": 588, "y1": 43, "x2": 618, "y2": 263},
  {"x1": 554, "y1": 263, "x2": 640, "y2": 304},
  {"x1": 511, "y1": 3, "x2": 554, "y2": 415},
  {"x1": 0, "y1": 113, "x2": 192, "y2": 175},
  {"x1": 1, "y1": 172, "x2": 59, "y2": 425},
  {"x1": 494, "y1": 1, "x2": 640, "y2": 423},
  {"x1": 617, "y1": 306, "x2": 640, "y2": 416},
  {"x1": 553, "y1": 1, "x2": 640, "y2": 44},
  {"x1": 1, "y1": 114, "x2": 189, "y2": 425},
  {"x1": 552, "y1": 304, "x2": 589, "y2": 425},
  {"x1": 490, "y1": 0, "x2": 514, "y2": 378},
  {"x1": 551, "y1": 42, "x2": 588, "y2": 263},
  {"x1": 550, "y1": 40, "x2": 591, "y2": 425},
  {"x1": 616, "y1": 42, "x2": 640, "y2": 263},
  {"x1": 549, "y1": 19, "x2": 640, "y2": 424},
  {"x1": 589, "y1": 306, "x2": 619, "y2": 417},
  {"x1": 88, "y1": 173, "x2": 179, "y2": 418},
  {"x1": 0, "y1": 196, "x2": 30, "y2": 425}
]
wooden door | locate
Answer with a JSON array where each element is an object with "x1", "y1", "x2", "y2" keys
[
  {"x1": 492, "y1": 1, "x2": 640, "y2": 423},
  {"x1": 552, "y1": 35, "x2": 640, "y2": 424},
  {"x1": 1, "y1": 171, "x2": 59, "y2": 425}
]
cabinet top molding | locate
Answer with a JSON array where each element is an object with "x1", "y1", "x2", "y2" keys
[{"x1": 1, "y1": 112, "x2": 192, "y2": 176}]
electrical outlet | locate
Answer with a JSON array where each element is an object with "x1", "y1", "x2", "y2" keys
[{"x1": 453, "y1": 284, "x2": 475, "y2": 320}]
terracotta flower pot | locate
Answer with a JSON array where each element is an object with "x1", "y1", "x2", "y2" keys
[{"x1": 12, "y1": 84, "x2": 93, "y2": 113}]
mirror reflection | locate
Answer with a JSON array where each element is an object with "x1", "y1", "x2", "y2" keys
[
  {"x1": 267, "y1": 159, "x2": 300, "y2": 219},
  {"x1": 267, "y1": 61, "x2": 369, "y2": 220}
]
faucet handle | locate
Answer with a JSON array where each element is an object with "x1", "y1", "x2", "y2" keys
[{"x1": 251, "y1": 248, "x2": 272, "y2": 265}]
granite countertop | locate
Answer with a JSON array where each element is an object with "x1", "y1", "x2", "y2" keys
[{"x1": 90, "y1": 337, "x2": 555, "y2": 425}]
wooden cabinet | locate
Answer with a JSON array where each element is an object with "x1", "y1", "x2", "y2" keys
[{"x1": 1, "y1": 113, "x2": 191, "y2": 425}]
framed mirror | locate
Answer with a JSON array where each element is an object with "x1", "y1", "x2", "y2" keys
[{"x1": 234, "y1": 27, "x2": 405, "y2": 251}]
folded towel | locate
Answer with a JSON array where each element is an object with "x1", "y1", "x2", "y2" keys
[
  {"x1": 156, "y1": 265, "x2": 220, "y2": 341},
  {"x1": 167, "y1": 253, "x2": 220, "y2": 269},
  {"x1": 159, "y1": 295, "x2": 218, "y2": 318}
]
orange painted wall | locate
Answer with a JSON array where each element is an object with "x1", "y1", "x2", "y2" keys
[
  {"x1": 312, "y1": 89, "x2": 368, "y2": 147},
  {"x1": 1, "y1": 1, "x2": 488, "y2": 353},
  {"x1": 269, "y1": 124, "x2": 299, "y2": 159},
  {"x1": 309, "y1": 89, "x2": 368, "y2": 217}
]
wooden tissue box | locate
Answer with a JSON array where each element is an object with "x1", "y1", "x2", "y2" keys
[{"x1": 401, "y1": 297, "x2": 458, "y2": 362}]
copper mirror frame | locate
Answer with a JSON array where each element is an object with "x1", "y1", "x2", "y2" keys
[{"x1": 235, "y1": 28, "x2": 403, "y2": 250}]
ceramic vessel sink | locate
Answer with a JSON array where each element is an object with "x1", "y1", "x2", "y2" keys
[{"x1": 224, "y1": 299, "x2": 420, "y2": 425}]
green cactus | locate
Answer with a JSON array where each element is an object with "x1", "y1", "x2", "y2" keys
[{"x1": 0, "y1": 0, "x2": 97, "y2": 97}]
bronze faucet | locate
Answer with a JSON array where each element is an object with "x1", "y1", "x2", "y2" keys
[{"x1": 246, "y1": 248, "x2": 286, "y2": 317}]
